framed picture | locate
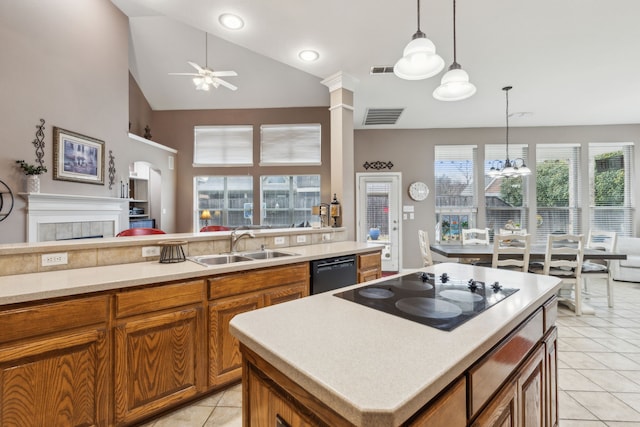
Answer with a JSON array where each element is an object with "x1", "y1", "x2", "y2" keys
[{"x1": 53, "y1": 127, "x2": 105, "y2": 185}]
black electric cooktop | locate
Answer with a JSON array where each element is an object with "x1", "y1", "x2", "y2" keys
[{"x1": 334, "y1": 271, "x2": 519, "y2": 331}]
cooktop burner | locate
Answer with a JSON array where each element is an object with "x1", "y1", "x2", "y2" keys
[{"x1": 334, "y1": 271, "x2": 519, "y2": 331}]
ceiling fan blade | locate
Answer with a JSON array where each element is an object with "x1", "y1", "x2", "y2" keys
[
  {"x1": 188, "y1": 61, "x2": 204, "y2": 72},
  {"x1": 168, "y1": 72, "x2": 200, "y2": 76},
  {"x1": 214, "y1": 78, "x2": 238, "y2": 91},
  {"x1": 210, "y1": 70, "x2": 237, "y2": 77}
]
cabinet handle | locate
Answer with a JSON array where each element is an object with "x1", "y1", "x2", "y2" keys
[{"x1": 276, "y1": 414, "x2": 291, "y2": 427}]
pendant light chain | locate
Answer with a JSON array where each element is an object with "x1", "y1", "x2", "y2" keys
[
  {"x1": 416, "y1": 0, "x2": 421, "y2": 33},
  {"x1": 505, "y1": 86, "x2": 510, "y2": 162},
  {"x1": 452, "y1": 0, "x2": 457, "y2": 64}
]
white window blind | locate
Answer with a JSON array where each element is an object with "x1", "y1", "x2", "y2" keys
[
  {"x1": 588, "y1": 142, "x2": 634, "y2": 237},
  {"x1": 194, "y1": 125, "x2": 253, "y2": 166},
  {"x1": 434, "y1": 145, "x2": 477, "y2": 242},
  {"x1": 485, "y1": 144, "x2": 529, "y2": 232},
  {"x1": 535, "y1": 144, "x2": 582, "y2": 243},
  {"x1": 260, "y1": 124, "x2": 321, "y2": 165}
]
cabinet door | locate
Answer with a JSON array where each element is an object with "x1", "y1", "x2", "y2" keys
[
  {"x1": 114, "y1": 307, "x2": 203, "y2": 425},
  {"x1": 0, "y1": 329, "x2": 108, "y2": 427},
  {"x1": 472, "y1": 379, "x2": 517, "y2": 427},
  {"x1": 209, "y1": 293, "x2": 263, "y2": 387},
  {"x1": 518, "y1": 345, "x2": 546, "y2": 427},
  {"x1": 545, "y1": 327, "x2": 558, "y2": 427},
  {"x1": 408, "y1": 377, "x2": 466, "y2": 426},
  {"x1": 264, "y1": 282, "x2": 309, "y2": 306},
  {"x1": 358, "y1": 252, "x2": 382, "y2": 283}
]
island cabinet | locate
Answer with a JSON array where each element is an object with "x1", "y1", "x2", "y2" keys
[
  {"x1": 113, "y1": 279, "x2": 206, "y2": 426},
  {"x1": 239, "y1": 296, "x2": 558, "y2": 427},
  {"x1": 0, "y1": 295, "x2": 110, "y2": 427},
  {"x1": 357, "y1": 251, "x2": 382, "y2": 283},
  {"x1": 208, "y1": 262, "x2": 309, "y2": 388}
]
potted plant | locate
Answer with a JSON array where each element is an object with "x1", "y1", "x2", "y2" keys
[{"x1": 16, "y1": 160, "x2": 47, "y2": 193}]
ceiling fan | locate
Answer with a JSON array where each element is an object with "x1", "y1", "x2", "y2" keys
[{"x1": 169, "y1": 33, "x2": 238, "y2": 91}]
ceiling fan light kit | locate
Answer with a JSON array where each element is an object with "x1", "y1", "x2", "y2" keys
[
  {"x1": 168, "y1": 33, "x2": 238, "y2": 92},
  {"x1": 394, "y1": 0, "x2": 444, "y2": 80},
  {"x1": 433, "y1": 0, "x2": 476, "y2": 101}
]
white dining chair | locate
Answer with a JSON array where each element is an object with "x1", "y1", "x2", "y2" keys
[
  {"x1": 492, "y1": 233, "x2": 531, "y2": 272},
  {"x1": 418, "y1": 230, "x2": 434, "y2": 267},
  {"x1": 498, "y1": 228, "x2": 528, "y2": 236},
  {"x1": 461, "y1": 228, "x2": 490, "y2": 245},
  {"x1": 537, "y1": 234, "x2": 585, "y2": 315},
  {"x1": 582, "y1": 230, "x2": 617, "y2": 307}
]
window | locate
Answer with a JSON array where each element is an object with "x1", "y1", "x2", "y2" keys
[
  {"x1": 195, "y1": 176, "x2": 253, "y2": 228},
  {"x1": 484, "y1": 144, "x2": 529, "y2": 234},
  {"x1": 261, "y1": 175, "x2": 320, "y2": 227},
  {"x1": 588, "y1": 143, "x2": 634, "y2": 237},
  {"x1": 435, "y1": 145, "x2": 477, "y2": 242},
  {"x1": 194, "y1": 125, "x2": 253, "y2": 166},
  {"x1": 535, "y1": 144, "x2": 582, "y2": 243},
  {"x1": 260, "y1": 124, "x2": 321, "y2": 165}
]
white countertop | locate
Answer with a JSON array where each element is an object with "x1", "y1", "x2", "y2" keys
[
  {"x1": 230, "y1": 263, "x2": 562, "y2": 426},
  {"x1": 0, "y1": 241, "x2": 381, "y2": 306}
]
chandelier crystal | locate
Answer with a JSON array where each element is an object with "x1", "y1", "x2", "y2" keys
[{"x1": 487, "y1": 86, "x2": 532, "y2": 178}]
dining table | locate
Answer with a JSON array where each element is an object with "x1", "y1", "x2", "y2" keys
[{"x1": 429, "y1": 242, "x2": 627, "y2": 315}]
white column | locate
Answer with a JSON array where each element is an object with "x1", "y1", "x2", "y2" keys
[{"x1": 321, "y1": 72, "x2": 358, "y2": 240}]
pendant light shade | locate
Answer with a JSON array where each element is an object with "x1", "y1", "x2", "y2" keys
[
  {"x1": 394, "y1": 0, "x2": 444, "y2": 80},
  {"x1": 433, "y1": 0, "x2": 476, "y2": 101},
  {"x1": 487, "y1": 86, "x2": 532, "y2": 178}
]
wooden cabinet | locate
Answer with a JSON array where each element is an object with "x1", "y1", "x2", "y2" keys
[
  {"x1": 208, "y1": 263, "x2": 309, "y2": 388},
  {"x1": 471, "y1": 380, "x2": 518, "y2": 427},
  {"x1": 517, "y1": 345, "x2": 546, "y2": 427},
  {"x1": 357, "y1": 251, "x2": 382, "y2": 283},
  {"x1": 113, "y1": 280, "x2": 205, "y2": 426},
  {"x1": 544, "y1": 328, "x2": 558, "y2": 427},
  {"x1": 0, "y1": 296, "x2": 109, "y2": 427},
  {"x1": 408, "y1": 377, "x2": 466, "y2": 427}
]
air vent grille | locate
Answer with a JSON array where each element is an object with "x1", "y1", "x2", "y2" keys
[
  {"x1": 370, "y1": 66, "x2": 395, "y2": 75},
  {"x1": 363, "y1": 108, "x2": 404, "y2": 126}
]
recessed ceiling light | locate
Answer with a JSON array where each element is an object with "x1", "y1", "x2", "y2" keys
[
  {"x1": 219, "y1": 13, "x2": 244, "y2": 30},
  {"x1": 298, "y1": 50, "x2": 319, "y2": 62}
]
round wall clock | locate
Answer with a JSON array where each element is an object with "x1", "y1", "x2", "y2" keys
[{"x1": 408, "y1": 181, "x2": 429, "y2": 201}]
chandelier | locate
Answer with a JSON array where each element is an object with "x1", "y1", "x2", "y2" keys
[{"x1": 487, "y1": 86, "x2": 531, "y2": 178}]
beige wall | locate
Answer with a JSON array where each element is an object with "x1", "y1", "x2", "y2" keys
[
  {"x1": 355, "y1": 124, "x2": 640, "y2": 268},
  {"x1": 151, "y1": 107, "x2": 331, "y2": 232},
  {"x1": 0, "y1": 0, "x2": 177, "y2": 243}
]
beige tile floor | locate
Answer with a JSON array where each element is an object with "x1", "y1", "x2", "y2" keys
[{"x1": 140, "y1": 278, "x2": 640, "y2": 427}]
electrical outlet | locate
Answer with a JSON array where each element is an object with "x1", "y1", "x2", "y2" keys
[
  {"x1": 274, "y1": 236, "x2": 285, "y2": 245},
  {"x1": 296, "y1": 235, "x2": 307, "y2": 243},
  {"x1": 322, "y1": 233, "x2": 331, "y2": 241},
  {"x1": 142, "y1": 246, "x2": 160, "y2": 257},
  {"x1": 42, "y1": 252, "x2": 68, "y2": 266}
]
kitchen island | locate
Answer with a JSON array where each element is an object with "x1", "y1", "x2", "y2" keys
[{"x1": 230, "y1": 263, "x2": 562, "y2": 426}]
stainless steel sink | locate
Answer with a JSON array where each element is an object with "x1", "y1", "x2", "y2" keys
[
  {"x1": 188, "y1": 254, "x2": 254, "y2": 266},
  {"x1": 241, "y1": 249, "x2": 298, "y2": 260}
]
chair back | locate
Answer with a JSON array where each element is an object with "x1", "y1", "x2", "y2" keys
[
  {"x1": 498, "y1": 228, "x2": 528, "y2": 236},
  {"x1": 462, "y1": 228, "x2": 490, "y2": 245},
  {"x1": 418, "y1": 230, "x2": 434, "y2": 267},
  {"x1": 116, "y1": 228, "x2": 166, "y2": 237},
  {"x1": 543, "y1": 234, "x2": 584, "y2": 314},
  {"x1": 200, "y1": 225, "x2": 231, "y2": 232},
  {"x1": 492, "y1": 233, "x2": 531, "y2": 272},
  {"x1": 586, "y1": 230, "x2": 616, "y2": 252}
]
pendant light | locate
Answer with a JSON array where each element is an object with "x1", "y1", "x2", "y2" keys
[
  {"x1": 488, "y1": 86, "x2": 532, "y2": 178},
  {"x1": 394, "y1": 0, "x2": 444, "y2": 80},
  {"x1": 433, "y1": 0, "x2": 476, "y2": 101}
]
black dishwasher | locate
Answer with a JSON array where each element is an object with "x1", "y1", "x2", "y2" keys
[{"x1": 310, "y1": 255, "x2": 357, "y2": 294}]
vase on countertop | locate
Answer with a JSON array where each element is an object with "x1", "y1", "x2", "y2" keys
[{"x1": 27, "y1": 175, "x2": 40, "y2": 193}]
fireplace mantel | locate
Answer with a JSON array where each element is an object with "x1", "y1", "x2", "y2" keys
[{"x1": 20, "y1": 193, "x2": 129, "y2": 242}]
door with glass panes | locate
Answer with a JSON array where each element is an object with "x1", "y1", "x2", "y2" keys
[{"x1": 356, "y1": 173, "x2": 401, "y2": 272}]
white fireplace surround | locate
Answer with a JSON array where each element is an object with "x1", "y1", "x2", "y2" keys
[{"x1": 21, "y1": 193, "x2": 129, "y2": 242}]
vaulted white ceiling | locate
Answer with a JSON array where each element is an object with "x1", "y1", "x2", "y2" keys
[{"x1": 111, "y1": 0, "x2": 640, "y2": 130}]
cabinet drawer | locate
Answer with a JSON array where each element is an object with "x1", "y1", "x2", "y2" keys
[
  {"x1": 469, "y1": 308, "x2": 544, "y2": 417},
  {"x1": 358, "y1": 252, "x2": 381, "y2": 270},
  {"x1": 115, "y1": 280, "x2": 204, "y2": 318},
  {"x1": 408, "y1": 376, "x2": 466, "y2": 426},
  {"x1": 208, "y1": 263, "x2": 309, "y2": 300},
  {"x1": 0, "y1": 295, "x2": 109, "y2": 343}
]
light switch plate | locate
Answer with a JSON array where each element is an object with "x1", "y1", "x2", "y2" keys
[
  {"x1": 274, "y1": 236, "x2": 285, "y2": 245},
  {"x1": 142, "y1": 246, "x2": 160, "y2": 257},
  {"x1": 42, "y1": 252, "x2": 68, "y2": 266},
  {"x1": 296, "y1": 235, "x2": 307, "y2": 243}
]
